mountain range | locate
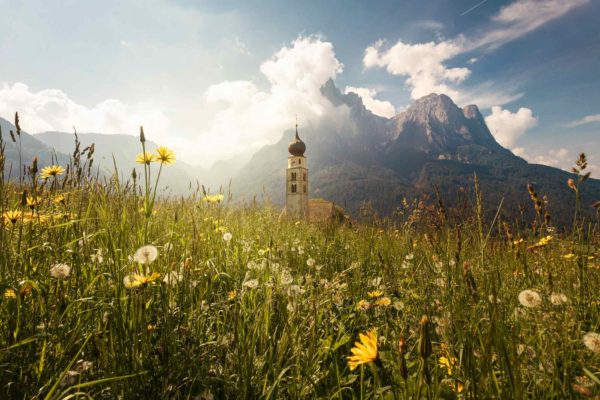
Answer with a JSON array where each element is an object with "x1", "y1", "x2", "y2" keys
[{"x1": 2, "y1": 79, "x2": 599, "y2": 225}]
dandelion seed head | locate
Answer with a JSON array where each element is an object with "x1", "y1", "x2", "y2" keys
[
  {"x1": 133, "y1": 245, "x2": 158, "y2": 265},
  {"x1": 518, "y1": 289, "x2": 542, "y2": 308},
  {"x1": 583, "y1": 332, "x2": 600, "y2": 353},
  {"x1": 550, "y1": 292, "x2": 568, "y2": 305},
  {"x1": 223, "y1": 232, "x2": 233, "y2": 242},
  {"x1": 50, "y1": 263, "x2": 71, "y2": 279}
]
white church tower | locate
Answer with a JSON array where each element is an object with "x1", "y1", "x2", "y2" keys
[{"x1": 286, "y1": 123, "x2": 309, "y2": 220}]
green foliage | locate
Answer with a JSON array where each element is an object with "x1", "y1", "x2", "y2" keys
[{"x1": 1, "y1": 137, "x2": 599, "y2": 399}]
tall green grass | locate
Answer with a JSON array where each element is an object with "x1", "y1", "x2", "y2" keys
[{"x1": 0, "y1": 128, "x2": 599, "y2": 399}]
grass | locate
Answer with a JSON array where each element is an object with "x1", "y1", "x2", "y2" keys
[{"x1": 0, "y1": 130, "x2": 599, "y2": 399}]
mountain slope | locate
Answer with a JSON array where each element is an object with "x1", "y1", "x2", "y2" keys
[
  {"x1": 35, "y1": 131, "x2": 203, "y2": 194},
  {"x1": 231, "y1": 80, "x2": 600, "y2": 225},
  {"x1": 0, "y1": 116, "x2": 69, "y2": 177}
]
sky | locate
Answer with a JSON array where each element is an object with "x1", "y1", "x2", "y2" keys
[{"x1": 0, "y1": 0, "x2": 599, "y2": 174}]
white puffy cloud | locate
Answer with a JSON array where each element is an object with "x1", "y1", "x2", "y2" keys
[
  {"x1": 344, "y1": 86, "x2": 396, "y2": 118},
  {"x1": 363, "y1": 39, "x2": 468, "y2": 101},
  {"x1": 194, "y1": 35, "x2": 347, "y2": 163},
  {"x1": 567, "y1": 114, "x2": 600, "y2": 127},
  {"x1": 0, "y1": 82, "x2": 170, "y2": 139},
  {"x1": 485, "y1": 106, "x2": 538, "y2": 147},
  {"x1": 363, "y1": 0, "x2": 588, "y2": 106}
]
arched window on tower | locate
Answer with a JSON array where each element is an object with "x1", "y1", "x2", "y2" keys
[
  {"x1": 291, "y1": 184, "x2": 297, "y2": 193},
  {"x1": 291, "y1": 172, "x2": 297, "y2": 181},
  {"x1": 303, "y1": 173, "x2": 306, "y2": 181},
  {"x1": 303, "y1": 184, "x2": 306, "y2": 193},
  {"x1": 299, "y1": 159, "x2": 302, "y2": 165}
]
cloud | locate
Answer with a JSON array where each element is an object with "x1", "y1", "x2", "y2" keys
[
  {"x1": 0, "y1": 82, "x2": 170, "y2": 139},
  {"x1": 344, "y1": 86, "x2": 396, "y2": 118},
  {"x1": 363, "y1": 39, "x2": 468, "y2": 101},
  {"x1": 195, "y1": 35, "x2": 347, "y2": 163},
  {"x1": 469, "y1": 0, "x2": 589, "y2": 51},
  {"x1": 484, "y1": 106, "x2": 538, "y2": 147},
  {"x1": 363, "y1": 0, "x2": 588, "y2": 106},
  {"x1": 567, "y1": 114, "x2": 600, "y2": 127}
]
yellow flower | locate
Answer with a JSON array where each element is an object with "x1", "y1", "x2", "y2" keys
[
  {"x1": 40, "y1": 165, "x2": 65, "y2": 179},
  {"x1": 26, "y1": 196, "x2": 41, "y2": 209},
  {"x1": 155, "y1": 146, "x2": 175, "y2": 165},
  {"x1": 123, "y1": 272, "x2": 161, "y2": 289},
  {"x1": 347, "y1": 329, "x2": 378, "y2": 371},
  {"x1": 439, "y1": 355, "x2": 458, "y2": 375},
  {"x1": 367, "y1": 290, "x2": 383, "y2": 298},
  {"x1": 373, "y1": 297, "x2": 391, "y2": 307},
  {"x1": 53, "y1": 194, "x2": 66, "y2": 205},
  {"x1": 4, "y1": 288, "x2": 17, "y2": 299},
  {"x1": 228, "y1": 290, "x2": 237, "y2": 300},
  {"x1": 202, "y1": 194, "x2": 224, "y2": 204},
  {"x1": 512, "y1": 238, "x2": 524, "y2": 245},
  {"x1": 2, "y1": 210, "x2": 22, "y2": 224},
  {"x1": 356, "y1": 299, "x2": 370, "y2": 311},
  {"x1": 136, "y1": 152, "x2": 156, "y2": 164},
  {"x1": 562, "y1": 253, "x2": 576, "y2": 259},
  {"x1": 526, "y1": 235, "x2": 553, "y2": 251}
]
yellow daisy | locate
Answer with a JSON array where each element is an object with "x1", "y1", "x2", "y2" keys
[
  {"x1": 40, "y1": 165, "x2": 65, "y2": 179},
  {"x1": 123, "y1": 272, "x2": 161, "y2": 289},
  {"x1": 155, "y1": 146, "x2": 175, "y2": 165},
  {"x1": 136, "y1": 152, "x2": 156, "y2": 165},
  {"x1": 2, "y1": 210, "x2": 22, "y2": 224},
  {"x1": 347, "y1": 329, "x2": 378, "y2": 371},
  {"x1": 367, "y1": 290, "x2": 383, "y2": 298},
  {"x1": 373, "y1": 297, "x2": 391, "y2": 307}
]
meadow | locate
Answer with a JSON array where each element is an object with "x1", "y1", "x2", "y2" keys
[{"x1": 1, "y1": 129, "x2": 599, "y2": 399}]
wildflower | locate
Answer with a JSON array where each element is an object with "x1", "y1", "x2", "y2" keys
[
  {"x1": 518, "y1": 289, "x2": 542, "y2": 308},
  {"x1": 567, "y1": 178, "x2": 577, "y2": 190},
  {"x1": 526, "y1": 235, "x2": 553, "y2": 251},
  {"x1": 155, "y1": 146, "x2": 175, "y2": 165},
  {"x1": 53, "y1": 194, "x2": 66, "y2": 205},
  {"x1": 583, "y1": 332, "x2": 600, "y2": 353},
  {"x1": 90, "y1": 249, "x2": 104, "y2": 263},
  {"x1": 280, "y1": 269, "x2": 293, "y2": 285},
  {"x1": 373, "y1": 297, "x2": 391, "y2": 307},
  {"x1": 439, "y1": 355, "x2": 458, "y2": 375},
  {"x1": 223, "y1": 232, "x2": 233, "y2": 242},
  {"x1": 26, "y1": 196, "x2": 40, "y2": 209},
  {"x1": 243, "y1": 279, "x2": 259, "y2": 289},
  {"x1": 202, "y1": 194, "x2": 224, "y2": 204},
  {"x1": 562, "y1": 252, "x2": 576, "y2": 260},
  {"x1": 40, "y1": 165, "x2": 65, "y2": 179},
  {"x1": 347, "y1": 330, "x2": 379, "y2": 371},
  {"x1": 133, "y1": 245, "x2": 159, "y2": 265},
  {"x1": 550, "y1": 292, "x2": 568, "y2": 305},
  {"x1": 513, "y1": 238, "x2": 524, "y2": 246},
  {"x1": 306, "y1": 258, "x2": 315, "y2": 267},
  {"x1": 228, "y1": 290, "x2": 237, "y2": 300},
  {"x1": 123, "y1": 272, "x2": 161, "y2": 289},
  {"x1": 368, "y1": 290, "x2": 383, "y2": 298},
  {"x1": 2, "y1": 210, "x2": 22, "y2": 224},
  {"x1": 50, "y1": 263, "x2": 71, "y2": 279},
  {"x1": 136, "y1": 152, "x2": 156, "y2": 164},
  {"x1": 356, "y1": 299, "x2": 370, "y2": 311},
  {"x1": 4, "y1": 288, "x2": 16, "y2": 299},
  {"x1": 163, "y1": 270, "x2": 182, "y2": 286}
]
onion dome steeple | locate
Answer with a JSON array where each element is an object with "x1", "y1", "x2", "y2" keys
[{"x1": 288, "y1": 122, "x2": 306, "y2": 156}]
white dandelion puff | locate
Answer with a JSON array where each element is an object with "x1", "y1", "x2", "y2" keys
[
  {"x1": 50, "y1": 263, "x2": 71, "y2": 279},
  {"x1": 550, "y1": 292, "x2": 568, "y2": 305},
  {"x1": 583, "y1": 332, "x2": 600, "y2": 353},
  {"x1": 518, "y1": 289, "x2": 542, "y2": 308},
  {"x1": 243, "y1": 279, "x2": 259, "y2": 289},
  {"x1": 223, "y1": 232, "x2": 233, "y2": 242},
  {"x1": 306, "y1": 258, "x2": 316, "y2": 267},
  {"x1": 133, "y1": 245, "x2": 158, "y2": 265}
]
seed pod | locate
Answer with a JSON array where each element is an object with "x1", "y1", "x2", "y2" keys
[
  {"x1": 419, "y1": 315, "x2": 432, "y2": 360},
  {"x1": 140, "y1": 126, "x2": 146, "y2": 143}
]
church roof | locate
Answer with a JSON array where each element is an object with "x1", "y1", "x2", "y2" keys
[{"x1": 288, "y1": 125, "x2": 306, "y2": 156}]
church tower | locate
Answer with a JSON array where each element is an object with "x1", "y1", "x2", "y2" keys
[{"x1": 286, "y1": 123, "x2": 309, "y2": 220}]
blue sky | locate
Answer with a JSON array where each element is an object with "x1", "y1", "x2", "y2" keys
[{"x1": 0, "y1": 0, "x2": 599, "y2": 173}]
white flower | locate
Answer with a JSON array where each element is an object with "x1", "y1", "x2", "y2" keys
[
  {"x1": 518, "y1": 289, "x2": 542, "y2": 308},
  {"x1": 583, "y1": 332, "x2": 600, "y2": 353},
  {"x1": 133, "y1": 245, "x2": 158, "y2": 265},
  {"x1": 287, "y1": 285, "x2": 306, "y2": 296},
  {"x1": 163, "y1": 271, "x2": 183, "y2": 286},
  {"x1": 405, "y1": 253, "x2": 414, "y2": 260},
  {"x1": 243, "y1": 279, "x2": 259, "y2": 289},
  {"x1": 91, "y1": 249, "x2": 104, "y2": 263},
  {"x1": 50, "y1": 263, "x2": 71, "y2": 279},
  {"x1": 223, "y1": 232, "x2": 232, "y2": 242},
  {"x1": 306, "y1": 258, "x2": 315, "y2": 267},
  {"x1": 550, "y1": 292, "x2": 568, "y2": 305},
  {"x1": 280, "y1": 269, "x2": 293, "y2": 285}
]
